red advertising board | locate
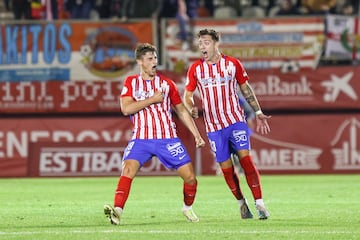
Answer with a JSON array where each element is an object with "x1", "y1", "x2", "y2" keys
[
  {"x1": 165, "y1": 66, "x2": 360, "y2": 111},
  {"x1": 249, "y1": 114, "x2": 360, "y2": 174},
  {"x1": 0, "y1": 66, "x2": 359, "y2": 113},
  {"x1": 0, "y1": 114, "x2": 359, "y2": 177},
  {"x1": 247, "y1": 66, "x2": 360, "y2": 110},
  {"x1": 0, "y1": 116, "x2": 211, "y2": 177},
  {"x1": 0, "y1": 80, "x2": 123, "y2": 113},
  {"x1": 28, "y1": 142, "x2": 182, "y2": 177}
]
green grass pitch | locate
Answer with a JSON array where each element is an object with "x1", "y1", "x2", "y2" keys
[{"x1": 0, "y1": 175, "x2": 359, "y2": 240}]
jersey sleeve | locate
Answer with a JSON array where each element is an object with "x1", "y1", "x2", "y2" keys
[
  {"x1": 120, "y1": 76, "x2": 134, "y2": 98},
  {"x1": 234, "y1": 58, "x2": 249, "y2": 84},
  {"x1": 167, "y1": 79, "x2": 182, "y2": 106},
  {"x1": 185, "y1": 62, "x2": 198, "y2": 92}
]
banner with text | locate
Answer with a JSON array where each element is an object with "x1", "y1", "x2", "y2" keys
[
  {"x1": 247, "y1": 65, "x2": 360, "y2": 110},
  {"x1": 0, "y1": 20, "x2": 153, "y2": 82},
  {"x1": 0, "y1": 116, "x2": 207, "y2": 177},
  {"x1": 1, "y1": 114, "x2": 360, "y2": 177},
  {"x1": 0, "y1": 80, "x2": 123, "y2": 113},
  {"x1": 163, "y1": 17, "x2": 324, "y2": 73},
  {"x1": 1, "y1": 66, "x2": 359, "y2": 113}
]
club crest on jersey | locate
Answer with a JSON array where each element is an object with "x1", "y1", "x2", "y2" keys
[
  {"x1": 233, "y1": 130, "x2": 247, "y2": 142},
  {"x1": 166, "y1": 142, "x2": 184, "y2": 157},
  {"x1": 161, "y1": 81, "x2": 168, "y2": 91},
  {"x1": 226, "y1": 66, "x2": 233, "y2": 76}
]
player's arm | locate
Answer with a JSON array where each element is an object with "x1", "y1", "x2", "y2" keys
[
  {"x1": 173, "y1": 103, "x2": 205, "y2": 148},
  {"x1": 120, "y1": 92, "x2": 163, "y2": 116},
  {"x1": 239, "y1": 81, "x2": 271, "y2": 134},
  {"x1": 183, "y1": 64, "x2": 199, "y2": 118},
  {"x1": 183, "y1": 90, "x2": 199, "y2": 118},
  {"x1": 239, "y1": 81, "x2": 262, "y2": 114}
]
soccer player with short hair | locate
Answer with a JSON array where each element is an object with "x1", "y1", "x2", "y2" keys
[
  {"x1": 183, "y1": 29, "x2": 271, "y2": 220},
  {"x1": 104, "y1": 43, "x2": 205, "y2": 225}
]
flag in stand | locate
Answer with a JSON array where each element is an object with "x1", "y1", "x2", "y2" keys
[{"x1": 325, "y1": 14, "x2": 360, "y2": 61}]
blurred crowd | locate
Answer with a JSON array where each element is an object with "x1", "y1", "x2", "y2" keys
[{"x1": 2, "y1": 0, "x2": 359, "y2": 21}]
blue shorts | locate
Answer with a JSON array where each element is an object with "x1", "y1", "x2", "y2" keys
[
  {"x1": 207, "y1": 122, "x2": 251, "y2": 163},
  {"x1": 123, "y1": 138, "x2": 191, "y2": 170}
]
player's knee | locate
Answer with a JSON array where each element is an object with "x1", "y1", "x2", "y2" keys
[
  {"x1": 219, "y1": 158, "x2": 233, "y2": 168},
  {"x1": 181, "y1": 171, "x2": 197, "y2": 184},
  {"x1": 237, "y1": 150, "x2": 250, "y2": 159},
  {"x1": 121, "y1": 160, "x2": 139, "y2": 178}
]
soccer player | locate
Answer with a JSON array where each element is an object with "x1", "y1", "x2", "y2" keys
[
  {"x1": 104, "y1": 43, "x2": 205, "y2": 225},
  {"x1": 183, "y1": 29, "x2": 271, "y2": 220}
]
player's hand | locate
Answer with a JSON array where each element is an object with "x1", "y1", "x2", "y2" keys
[
  {"x1": 195, "y1": 136, "x2": 205, "y2": 148},
  {"x1": 255, "y1": 113, "x2": 271, "y2": 134},
  {"x1": 151, "y1": 91, "x2": 164, "y2": 104},
  {"x1": 190, "y1": 107, "x2": 199, "y2": 119}
]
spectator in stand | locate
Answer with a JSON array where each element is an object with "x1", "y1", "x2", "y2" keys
[
  {"x1": 66, "y1": 0, "x2": 95, "y2": 19},
  {"x1": 198, "y1": 0, "x2": 214, "y2": 17},
  {"x1": 335, "y1": 0, "x2": 355, "y2": 15},
  {"x1": 41, "y1": 0, "x2": 59, "y2": 20},
  {"x1": 12, "y1": 0, "x2": 31, "y2": 19},
  {"x1": 252, "y1": 0, "x2": 270, "y2": 15},
  {"x1": 221, "y1": 0, "x2": 242, "y2": 16},
  {"x1": 351, "y1": 0, "x2": 359, "y2": 14},
  {"x1": 276, "y1": 0, "x2": 299, "y2": 15},
  {"x1": 156, "y1": 0, "x2": 198, "y2": 50},
  {"x1": 340, "y1": 2, "x2": 354, "y2": 15},
  {"x1": 120, "y1": 0, "x2": 160, "y2": 21},
  {"x1": 30, "y1": 0, "x2": 59, "y2": 20},
  {"x1": 299, "y1": 0, "x2": 337, "y2": 15},
  {"x1": 156, "y1": 0, "x2": 178, "y2": 19},
  {"x1": 178, "y1": 0, "x2": 198, "y2": 49},
  {"x1": 4, "y1": 0, "x2": 10, "y2": 11},
  {"x1": 57, "y1": 0, "x2": 71, "y2": 19},
  {"x1": 96, "y1": 0, "x2": 115, "y2": 19}
]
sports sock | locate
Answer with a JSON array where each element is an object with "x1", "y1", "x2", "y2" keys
[
  {"x1": 237, "y1": 199, "x2": 245, "y2": 206},
  {"x1": 239, "y1": 155, "x2": 262, "y2": 200},
  {"x1": 221, "y1": 166, "x2": 244, "y2": 200},
  {"x1": 183, "y1": 180, "x2": 197, "y2": 206},
  {"x1": 114, "y1": 176, "x2": 133, "y2": 209},
  {"x1": 182, "y1": 204, "x2": 192, "y2": 211},
  {"x1": 114, "y1": 207, "x2": 123, "y2": 215},
  {"x1": 255, "y1": 199, "x2": 264, "y2": 206}
]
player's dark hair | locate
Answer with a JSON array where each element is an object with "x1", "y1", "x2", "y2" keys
[
  {"x1": 197, "y1": 29, "x2": 220, "y2": 42},
  {"x1": 135, "y1": 43, "x2": 157, "y2": 60}
]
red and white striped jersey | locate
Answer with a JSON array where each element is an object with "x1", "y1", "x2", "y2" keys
[
  {"x1": 121, "y1": 73, "x2": 182, "y2": 140},
  {"x1": 186, "y1": 54, "x2": 249, "y2": 132}
]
